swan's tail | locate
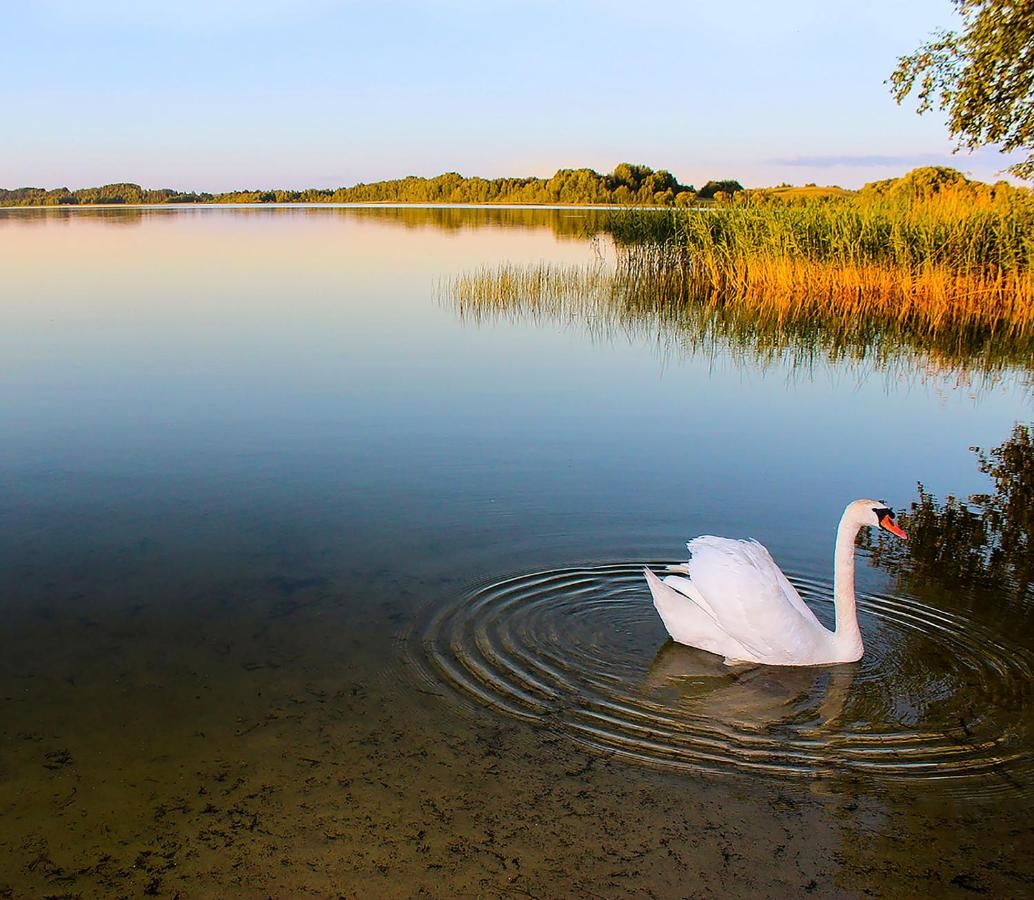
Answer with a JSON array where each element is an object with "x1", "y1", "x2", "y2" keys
[
  {"x1": 643, "y1": 567, "x2": 751, "y2": 662},
  {"x1": 643, "y1": 567, "x2": 712, "y2": 635}
]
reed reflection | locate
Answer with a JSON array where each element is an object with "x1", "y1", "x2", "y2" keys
[{"x1": 449, "y1": 251, "x2": 1034, "y2": 383}]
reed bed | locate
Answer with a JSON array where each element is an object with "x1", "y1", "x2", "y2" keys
[
  {"x1": 451, "y1": 180, "x2": 1034, "y2": 379},
  {"x1": 602, "y1": 186, "x2": 1034, "y2": 340}
]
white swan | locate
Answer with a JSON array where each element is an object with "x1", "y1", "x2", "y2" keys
[{"x1": 644, "y1": 499, "x2": 908, "y2": 667}]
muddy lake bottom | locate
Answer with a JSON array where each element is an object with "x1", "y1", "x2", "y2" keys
[{"x1": 4, "y1": 570, "x2": 1027, "y2": 898}]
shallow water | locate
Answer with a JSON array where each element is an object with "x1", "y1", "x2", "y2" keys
[
  {"x1": 1, "y1": 205, "x2": 1032, "y2": 897},
  {"x1": 414, "y1": 564, "x2": 1034, "y2": 795}
]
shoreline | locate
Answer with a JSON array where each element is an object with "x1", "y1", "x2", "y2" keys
[{"x1": 0, "y1": 201, "x2": 679, "y2": 212}]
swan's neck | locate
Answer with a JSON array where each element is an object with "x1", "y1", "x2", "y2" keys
[{"x1": 831, "y1": 513, "x2": 864, "y2": 660}]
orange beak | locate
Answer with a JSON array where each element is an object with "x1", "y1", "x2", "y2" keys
[{"x1": 880, "y1": 514, "x2": 908, "y2": 540}]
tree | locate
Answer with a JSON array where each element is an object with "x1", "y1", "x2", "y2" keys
[
  {"x1": 889, "y1": 0, "x2": 1034, "y2": 180},
  {"x1": 860, "y1": 165, "x2": 972, "y2": 198},
  {"x1": 611, "y1": 163, "x2": 654, "y2": 190},
  {"x1": 696, "y1": 179, "x2": 744, "y2": 200}
]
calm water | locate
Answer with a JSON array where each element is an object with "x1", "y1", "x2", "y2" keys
[{"x1": 1, "y1": 205, "x2": 1031, "y2": 897}]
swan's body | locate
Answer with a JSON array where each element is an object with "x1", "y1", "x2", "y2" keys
[{"x1": 644, "y1": 499, "x2": 907, "y2": 667}]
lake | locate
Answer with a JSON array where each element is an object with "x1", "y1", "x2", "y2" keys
[{"x1": 1, "y1": 205, "x2": 1031, "y2": 897}]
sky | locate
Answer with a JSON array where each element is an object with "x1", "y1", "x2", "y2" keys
[{"x1": 2, "y1": 0, "x2": 1026, "y2": 191}]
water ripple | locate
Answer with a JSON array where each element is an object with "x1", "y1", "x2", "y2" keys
[{"x1": 408, "y1": 563, "x2": 1034, "y2": 797}]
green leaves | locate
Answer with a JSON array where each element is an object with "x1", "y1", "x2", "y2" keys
[{"x1": 890, "y1": 0, "x2": 1034, "y2": 180}]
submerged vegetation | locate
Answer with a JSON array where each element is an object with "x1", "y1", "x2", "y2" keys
[{"x1": 451, "y1": 168, "x2": 1034, "y2": 379}]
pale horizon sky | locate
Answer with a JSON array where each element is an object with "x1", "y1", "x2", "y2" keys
[{"x1": 2, "y1": 0, "x2": 1026, "y2": 192}]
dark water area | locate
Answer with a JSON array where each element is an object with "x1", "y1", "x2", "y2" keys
[{"x1": 1, "y1": 205, "x2": 1031, "y2": 897}]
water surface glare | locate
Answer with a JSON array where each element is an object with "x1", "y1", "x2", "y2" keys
[{"x1": 1, "y1": 205, "x2": 1032, "y2": 897}]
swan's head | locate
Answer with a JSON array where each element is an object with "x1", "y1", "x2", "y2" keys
[{"x1": 848, "y1": 499, "x2": 908, "y2": 539}]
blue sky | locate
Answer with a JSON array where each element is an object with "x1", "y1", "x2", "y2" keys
[{"x1": 2, "y1": 0, "x2": 1024, "y2": 191}]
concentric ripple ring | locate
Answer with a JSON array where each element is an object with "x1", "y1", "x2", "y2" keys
[{"x1": 408, "y1": 563, "x2": 1034, "y2": 797}]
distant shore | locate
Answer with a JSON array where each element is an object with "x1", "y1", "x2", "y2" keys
[
  {"x1": 1, "y1": 201, "x2": 655, "y2": 212},
  {"x1": 0, "y1": 165, "x2": 748, "y2": 209}
]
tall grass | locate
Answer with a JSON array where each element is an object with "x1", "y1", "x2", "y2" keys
[{"x1": 603, "y1": 186, "x2": 1034, "y2": 338}]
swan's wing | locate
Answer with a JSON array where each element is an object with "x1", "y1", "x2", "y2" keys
[
  {"x1": 660, "y1": 574, "x2": 719, "y2": 619},
  {"x1": 644, "y1": 568, "x2": 756, "y2": 661},
  {"x1": 685, "y1": 536, "x2": 826, "y2": 659},
  {"x1": 735, "y1": 540, "x2": 822, "y2": 625}
]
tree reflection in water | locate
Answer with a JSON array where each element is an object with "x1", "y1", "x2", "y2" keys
[{"x1": 860, "y1": 423, "x2": 1034, "y2": 605}]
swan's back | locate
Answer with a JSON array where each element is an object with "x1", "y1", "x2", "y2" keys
[{"x1": 684, "y1": 536, "x2": 828, "y2": 661}]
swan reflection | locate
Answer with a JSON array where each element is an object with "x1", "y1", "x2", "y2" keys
[{"x1": 641, "y1": 640, "x2": 857, "y2": 733}]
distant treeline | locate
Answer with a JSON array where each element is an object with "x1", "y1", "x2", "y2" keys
[
  {"x1": 0, "y1": 165, "x2": 746, "y2": 208},
  {"x1": 0, "y1": 183, "x2": 206, "y2": 207}
]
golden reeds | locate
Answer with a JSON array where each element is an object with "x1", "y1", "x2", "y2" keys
[
  {"x1": 451, "y1": 182, "x2": 1034, "y2": 379},
  {"x1": 657, "y1": 256, "x2": 1034, "y2": 336},
  {"x1": 601, "y1": 186, "x2": 1034, "y2": 340}
]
